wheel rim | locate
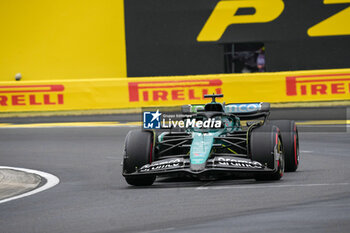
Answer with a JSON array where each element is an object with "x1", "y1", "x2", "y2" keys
[{"x1": 275, "y1": 134, "x2": 284, "y2": 177}]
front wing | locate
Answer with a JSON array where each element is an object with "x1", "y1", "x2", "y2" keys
[{"x1": 123, "y1": 156, "x2": 276, "y2": 177}]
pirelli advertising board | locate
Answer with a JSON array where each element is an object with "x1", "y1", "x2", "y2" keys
[{"x1": 1, "y1": 69, "x2": 350, "y2": 112}]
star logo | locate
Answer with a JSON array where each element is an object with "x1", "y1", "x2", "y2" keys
[
  {"x1": 143, "y1": 110, "x2": 162, "y2": 129},
  {"x1": 150, "y1": 110, "x2": 161, "y2": 122}
]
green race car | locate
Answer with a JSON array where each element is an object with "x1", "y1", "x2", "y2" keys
[{"x1": 122, "y1": 94, "x2": 299, "y2": 186}]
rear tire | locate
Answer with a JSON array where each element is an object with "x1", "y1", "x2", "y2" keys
[
  {"x1": 271, "y1": 120, "x2": 299, "y2": 172},
  {"x1": 123, "y1": 130, "x2": 156, "y2": 186},
  {"x1": 250, "y1": 124, "x2": 284, "y2": 181}
]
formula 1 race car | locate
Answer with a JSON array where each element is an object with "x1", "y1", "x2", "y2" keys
[{"x1": 122, "y1": 94, "x2": 299, "y2": 186}]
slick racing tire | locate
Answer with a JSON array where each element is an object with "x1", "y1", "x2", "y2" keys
[
  {"x1": 250, "y1": 124, "x2": 285, "y2": 181},
  {"x1": 270, "y1": 120, "x2": 299, "y2": 172},
  {"x1": 123, "y1": 130, "x2": 156, "y2": 186}
]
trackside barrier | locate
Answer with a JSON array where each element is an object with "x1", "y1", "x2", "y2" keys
[{"x1": 0, "y1": 69, "x2": 350, "y2": 112}]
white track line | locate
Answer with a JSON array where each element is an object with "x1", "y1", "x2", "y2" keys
[
  {"x1": 0, "y1": 166, "x2": 60, "y2": 204},
  {"x1": 196, "y1": 182, "x2": 350, "y2": 190}
]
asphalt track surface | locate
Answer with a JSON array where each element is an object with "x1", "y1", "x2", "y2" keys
[{"x1": 0, "y1": 120, "x2": 350, "y2": 233}]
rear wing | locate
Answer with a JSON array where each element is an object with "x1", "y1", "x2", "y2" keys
[
  {"x1": 181, "y1": 102, "x2": 270, "y2": 120},
  {"x1": 225, "y1": 102, "x2": 270, "y2": 114}
]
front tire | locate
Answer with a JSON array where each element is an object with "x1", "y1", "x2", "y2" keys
[{"x1": 123, "y1": 130, "x2": 156, "y2": 186}]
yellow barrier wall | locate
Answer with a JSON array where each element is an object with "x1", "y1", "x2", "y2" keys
[
  {"x1": 1, "y1": 69, "x2": 349, "y2": 112},
  {"x1": 0, "y1": 0, "x2": 126, "y2": 81}
]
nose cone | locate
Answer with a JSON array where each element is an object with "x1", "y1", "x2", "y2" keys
[
  {"x1": 190, "y1": 133, "x2": 216, "y2": 171},
  {"x1": 190, "y1": 151, "x2": 208, "y2": 171},
  {"x1": 190, "y1": 162, "x2": 206, "y2": 171}
]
